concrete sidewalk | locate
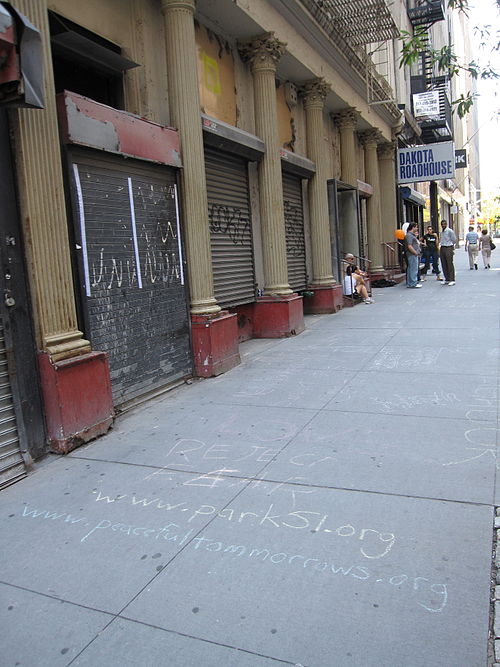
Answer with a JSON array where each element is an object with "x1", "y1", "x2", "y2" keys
[{"x1": 1, "y1": 249, "x2": 499, "y2": 666}]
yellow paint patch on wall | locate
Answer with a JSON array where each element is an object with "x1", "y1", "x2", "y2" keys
[
  {"x1": 195, "y1": 24, "x2": 236, "y2": 126},
  {"x1": 276, "y1": 83, "x2": 294, "y2": 150}
]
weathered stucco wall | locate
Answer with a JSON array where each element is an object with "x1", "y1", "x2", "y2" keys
[{"x1": 195, "y1": 23, "x2": 237, "y2": 125}]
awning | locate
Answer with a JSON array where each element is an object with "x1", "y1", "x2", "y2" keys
[
  {"x1": 49, "y1": 12, "x2": 138, "y2": 76},
  {"x1": 301, "y1": 0, "x2": 400, "y2": 47},
  {"x1": 400, "y1": 186, "x2": 426, "y2": 207}
]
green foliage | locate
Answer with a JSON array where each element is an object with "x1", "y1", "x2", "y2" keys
[
  {"x1": 452, "y1": 92, "x2": 476, "y2": 118},
  {"x1": 398, "y1": 0, "x2": 499, "y2": 118}
]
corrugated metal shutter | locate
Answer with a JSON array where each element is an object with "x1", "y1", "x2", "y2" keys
[
  {"x1": 205, "y1": 146, "x2": 255, "y2": 308},
  {"x1": 0, "y1": 318, "x2": 26, "y2": 490},
  {"x1": 70, "y1": 150, "x2": 192, "y2": 405},
  {"x1": 282, "y1": 172, "x2": 307, "y2": 292}
]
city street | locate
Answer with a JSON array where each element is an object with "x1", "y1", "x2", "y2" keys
[{"x1": 1, "y1": 248, "x2": 498, "y2": 666}]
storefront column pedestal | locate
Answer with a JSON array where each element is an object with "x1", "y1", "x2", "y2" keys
[
  {"x1": 253, "y1": 295, "x2": 304, "y2": 338},
  {"x1": 38, "y1": 351, "x2": 114, "y2": 454},
  {"x1": 191, "y1": 312, "x2": 240, "y2": 377},
  {"x1": 303, "y1": 285, "x2": 344, "y2": 314}
]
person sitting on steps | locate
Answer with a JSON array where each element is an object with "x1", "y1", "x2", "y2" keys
[{"x1": 343, "y1": 264, "x2": 373, "y2": 304}]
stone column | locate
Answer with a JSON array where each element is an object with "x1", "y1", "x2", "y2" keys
[
  {"x1": 239, "y1": 33, "x2": 292, "y2": 297},
  {"x1": 378, "y1": 141, "x2": 398, "y2": 244},
  {"x1": 301, "y1": 79, "x2": 334, "y2": 286},
  {"x1": 361, "y1": 130, "x2": 384, "y2": 273},
  {"x1": 161, "y1": 0, "x2": 220, "y2": 315},
  {"x1": 11, "y1": 0, "x2": 90, "y2": 361},
  {"x1": 11, "y1": 0, "x2": 113, "y2": 452},
  {"x1": 334, "y1": 108, "x2": 359, "y2": 187}
]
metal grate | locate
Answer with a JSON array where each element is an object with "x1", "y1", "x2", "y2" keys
[
  {"x1": 302, "y1": 0, "x2": 399, "y2": 47},
  {"x1": 0, "y1": 321, "x2": 26, "y2": 490},
  {"x1": 205, "y1": 147, "x2": 256, "y2": 308}
]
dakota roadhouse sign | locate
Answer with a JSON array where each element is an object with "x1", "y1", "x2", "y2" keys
[{"x1": 397, "y1": 141, "x2": 455, "y2": 184}]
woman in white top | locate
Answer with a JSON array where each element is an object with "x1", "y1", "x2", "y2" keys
[
  {"x1": 479, "y1": 229, "x2": 492, "y2": 269},
  {"x1": 343, "y1": 265, "x2": 373, "y2": 304}
]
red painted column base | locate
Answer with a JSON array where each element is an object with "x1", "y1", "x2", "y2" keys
[
  {"x1": 303, "y1": 284, "x2": 344, "y2": 314},
  {"x1": 191, "y1": 311, "x2": 241, "y2": 377},
  {"x1": 253, "y1": 294, "x2": 305, "y2": 338},
  {"x1": 38, "y1": 351, "x2": 114, "y2": 454}
]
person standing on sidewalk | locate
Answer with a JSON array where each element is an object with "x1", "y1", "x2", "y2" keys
[
  {"x1": 405, "y1": 223, "x2": 422, "y2": 288},
  {"x1": 439, "y1": 220, "x2": 457, "y2": 285},
  {"x1": 422, "y1": 225, "x2": 442, "y2": 280},
  {"x1": 479, "y1": 229, "x2": 493, "y2": 269},
  {"x1": 465, "y1": 226, "x2": 479, "y2": 270}
]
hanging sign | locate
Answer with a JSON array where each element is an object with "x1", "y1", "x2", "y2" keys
[
  {"x1": 455, "y1": 149, "x2": 467, "y2": 168},
  {"x1": 397, "y1": 142, "x2": 455, "y2": 184},
  {"x1": 413, "y1": 91, "x2": 440, "y2": 118}
]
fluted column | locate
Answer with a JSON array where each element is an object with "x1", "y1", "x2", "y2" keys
[
  {"x1": 361, "y1": 130, "x2": 384, "y2": 273},
  {"x1": 301, "y1": 79, "x2": 334, "y2": 285},
  {"x1": 239, "y1": 34, "x2": 292, "y2": 296},
  {"x1": 12, "y1": 0, "x2": 90, "y2": 361},
  {"x1": 334, "y1": 108, "x2": 359, "y2": 187},
  {"x1": 378, "y1": 141, "x2": 398, "y2": 244},
  {"x1": 161, "y1": 0, "x2": 220, "y2": 315}
]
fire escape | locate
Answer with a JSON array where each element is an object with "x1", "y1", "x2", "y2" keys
[{"x1": 408, "y1": 0, "x2": 453, "y2": 143}]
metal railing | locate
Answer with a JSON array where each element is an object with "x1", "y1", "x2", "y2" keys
[{"x1": 382, "y1": 241, "x2": 405, "y2": 278}]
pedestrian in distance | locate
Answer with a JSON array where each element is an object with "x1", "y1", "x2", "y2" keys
[
  {"x1": 465, "y1": 225, "x2": 479, "y2": 270},
  {"x1": 439, "y1": 220, "x2": 457, "y2": 285},
  {"x1": 343, "y1": 264, "x2": 373, "y2": 304},
  {"x1": 405, "y1": 222, "x2": 423, "y2": 288},
  {"x1": 479, "y1": 229, "x2": 493, "y2": 268},
  {"x1": 422, "y1": 225, "x2": 442, "y2": 280}
]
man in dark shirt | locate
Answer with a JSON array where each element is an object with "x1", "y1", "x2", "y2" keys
[{"x1": 422, "y1": 225, "x2": 442, "y2": 280}]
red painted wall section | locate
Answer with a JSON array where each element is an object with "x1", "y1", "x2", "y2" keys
[
  {"x1": 303, "y1": 285, "x2": 344, "y2": 314},
  {"x1": 0, "y1": 10, "x2": 19, "y2": 85},
  {"x1": 228, "y1": 304, "x2": 254, "y2": 343},
  {"x1": 191, "y1": 312, "x2": 241, "y2": 377},
  {"x1": 253, "y1": 295, "x2": 305, "y2": 338},
  {"x1": 38, "y1": 351, "x2": 114, "y2": 454},
  {"x1": 56, "y1": 91, "x2": 182, "y2": 167}
]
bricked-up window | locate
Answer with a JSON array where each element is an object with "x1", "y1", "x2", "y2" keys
[{"x1": 49, "y1": 12, "x2": 138, "y2": 109}]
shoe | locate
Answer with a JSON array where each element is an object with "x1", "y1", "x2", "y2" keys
[
  {"x1": 469, "y1": 268, "x2": 473, "y2": 270},
  {"x1": 363, "y1": 298, "x2": 373, "y2": 304},
  {"x1": 436, "y1": 276, "x2": 442, "y2": 281},
  {"x1": 488, "y1": 265, "x2": 491, "y2": 268},
  {"x1": 442, "y1": 281, "x2": 448, "y2": 284},
  {"x1": 474, "y1": 264, "x2": 478, "y2": 270},
  {"x1": 447, "y1": 281, "x2": 455, "y2": 286}
]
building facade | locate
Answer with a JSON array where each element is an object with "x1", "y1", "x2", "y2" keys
[{"x1": 3, "y1": 0, "x2": 476, "y2": 485}]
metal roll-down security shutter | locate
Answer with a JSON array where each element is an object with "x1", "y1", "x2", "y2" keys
[
  {"x1": 69, "y1": 149, "x2": 192, "y2": 405},
  {"x1": 282, "y1": 171, "x2": 307, "y2": 292},
  {"x1": 0, "y1": 318, "x2": 26, "y2": 489},
  {"x1": 204, "y1": 146, "x2": 255, "y2": 307}
]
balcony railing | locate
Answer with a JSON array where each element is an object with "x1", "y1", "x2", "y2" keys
[
  {"x1": 408, "y1": 0, "x2": 446, "y2": 28},
  {"x1": 410, "y1": 75, "x2": 453, "y2": 143}
]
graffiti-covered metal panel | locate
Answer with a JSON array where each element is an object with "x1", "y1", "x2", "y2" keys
[
  {"x1": 204, "y1": 146, "x2": 255, "y2": 308},
  {"x1": 282, "y1": 171, "x2": 307, "y2": 292},
  {"x1": 69, "y1": 149, "x2": 191, "y2": 405}
]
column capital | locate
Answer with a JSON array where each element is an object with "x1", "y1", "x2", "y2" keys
[
  {"x1": 359, "y1": 129, "x2": 382, "y2": 148},
  {"x1": 161, "y1": 0, "x2": 195, "y2": 14},
  {"x1": 300, "y1": 78, "x2": 330, "y2": 109},
  {"x1": 378, "y1": 141, "x2": 396, "y2": 160},
  {"x1": 333, "y1": 107, "x2": 359, "y2": 130},
  {"x1": 238, "y1": 32, "x2": 286, "y2": 73}
]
